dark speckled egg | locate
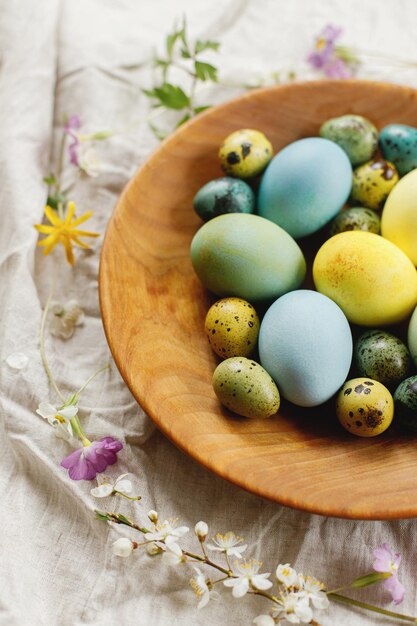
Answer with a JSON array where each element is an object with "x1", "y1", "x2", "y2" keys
[
  {"x1": 320, "y1": 114, "x2": 378, "y2": 166},
  {"x1": 329, "y1": 206, "x2": 380, "y2": 236},
  {"x1": 354, "y1": 330, "x2": 412, "y2": 388},
  {"x1": 394, "y1": 375, "x2": 417, "y2": 431},
  {"x1": 219, "y1": 129, "x2": 273, "y2": 179},
  {"x1": 351, "y1": 159, "x2": 399, "y2": 210},
  {"x1": 380, "y1": 124, "x2": 417, "y2": 176},
  {"x1": 193, "y1": 177, "x2": 255, "y2": 222}
]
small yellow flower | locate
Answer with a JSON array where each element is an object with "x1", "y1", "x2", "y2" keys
[{"x1": 34, "y1": 202, "x2": 99, "y2": 265}]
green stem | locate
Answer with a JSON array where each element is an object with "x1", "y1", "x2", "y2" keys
[
  {"x1": 73, "y1": 363, "x2": 110, "y2": 400},
  {"x1": 182, "y1": 550, "x2": 230, "y2": 576},
  {"x1": 70, "y1": 415, "x2": 90, "y2": 446},
  {"x1": 328, "y1": 593, "x2": 417, "y2": 623},
  {"x1": 248, "y1": 589, "x2": 280, "y2": 604},
  {"x1": 40, "y1": 278, "x2": 66, "y2": 403},
  {"x1": 115, "y1": 491, "x2": 142, "y2": 502}
]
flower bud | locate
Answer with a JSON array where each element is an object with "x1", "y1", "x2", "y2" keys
[
  {"x1": 112, "y1": 537, "x2": 134, "y2": 558},
  {"x1": 146, "y1": 542, "x2": 163, "y2": 556},
  {"x1": 194, "y1": 521, "x2": 208, "y2": 542},
  {"x1": 148, "y1": 510, "x2": 158, "y2": 523}
]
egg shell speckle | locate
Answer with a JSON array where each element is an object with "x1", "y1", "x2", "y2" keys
[
  {"x1": 350, "y1": 159, "x2": 399, "y2": 211},
  {"x1": 336, "y1": 377, "x2": 394, "y2": 437},
  {"x1": 219, "y1": 129, "x2": 273, "y2": 179},
  {"x1": 329, "y1": 207, "x2": 380, "y2": 236},
  {"x1": 258, "y1": 137, "x2": 352, "y2": 239},
  {"x1": 193, "y1": 177, "x2": 255, "y2": 222},
  {"x1": 354, "y1": 330, "x2": 412, "y2": 388},
  {"x1": 380, "y1": 124, "x2": 417, "y2": 176},
  {"x1": 205, "y1": 298, "x2": 260, "y2": 358},
  {"x1": 394, "y1": 375, "x2": 417, "y2": 431},
  {"x1": 319, "y1": 114, "x2": 378, "y2": 166},
  {"x1": 212, "y1": 357, "x2": 280, "y2": 419},
  {"x1": 258, "y1": 290, "x2": 353, "y2": 407}
]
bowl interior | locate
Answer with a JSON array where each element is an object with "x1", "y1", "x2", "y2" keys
[{"x1": 100, "y1": 80, "x2": 417, "y2": 520}]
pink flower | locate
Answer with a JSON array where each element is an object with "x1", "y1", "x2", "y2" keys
[
  {"x1": 373, "y1": 543, "x2": 405, "y2": 604},
  {"x1": 64, "y1": 115, "x2": 82, "y2": 166},
  {"x1": 307, "y1": 24, "x2": 354, "y2": 79},
  {"x1": 61, "y1": 436, "x2": 123, "y2": 481}
]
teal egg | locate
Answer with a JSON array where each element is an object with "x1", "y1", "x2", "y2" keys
[
  {"x1": 394, "y1": 375, "x2": 417, "y2": 431},
  {"x1": 329, "y1": 207, "x2": 380, "y2": 236},
  {"x1": 193, "y1": 177, "x2": 255, "y2": 222},
  {"x1": 258, "y1": 290, "x2": 353, "y2": 407},
  {"x1": 258, "y1": 137, "x2": 352, "y2": 239},
  {"x1": 408, "y1": 305, "x2": 417, "y2": 368},
  {"x1": 190, "y1": 214, "x2": 306, "y2": 302},
  {"x1": 354, "y1": 330, "x2": 412, "y2": 388},
  {"x1": 380, "y1": 124, "x2": 417, "y2": 176},
  {"x1": 320, "y1": 114, "x2": 378, "y2": 166}
]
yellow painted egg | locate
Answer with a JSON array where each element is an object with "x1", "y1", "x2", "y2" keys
[
  {"x1": 219, "y1": 129, "x2": 273, "y2": 178},
  {"x1": 205, "y1": 298, "x2": 260, "y2": 358},
  {"x1": 336, "y1": 378, "x2": 394, "y2": 437},
  {"x1": 313, "y1": 231, "x2": 417, "y2": 326},
  {"x1": 381, "y1": 169, "x2": 417, "y2": 266},
  {"x1": 350, "y1": 159, "x2": 399, "y2": 210}
]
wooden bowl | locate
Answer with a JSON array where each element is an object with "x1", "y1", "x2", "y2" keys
[{"x1": 100, "y1": 80, "x2": 417, "y2": 520}]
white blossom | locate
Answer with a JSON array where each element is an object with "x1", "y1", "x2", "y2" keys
[
  {"x1": 253, "y1": 616, "x2": 275, "y2": 626},
  {"x1": 90, "y1": 473, "x2": 134, "y2": 498},
  {"x1": 194, "y1": 521, "x2": 208, "y2": 542},
  {"x1": 112, "y1": 538, "x2": 135, "y2": 558},
  {"x1": 49, "y1": 300, "x2": 84, "y2": 339},
  {"x1": 207, "y1": 532, "x2": 247, "y2": 559},
  {"x1": 272, "y1": 593, "x2": 313, "y2": 624},
  {"x1": 146, "y1": 518, "x2": 189, "y2": 546},
  {"x1": 223, "y1": 560, "x2": 272, "y2": 598},
  {"x1": 190, "y1": 567, "x2": 211, "y2": 609},
  {"x1": 5, "y1": 352, "x2": 29, "y2": 370},
  {"x1": 78, "y1": 146, "x2": 101, "y2": 177},
  {"x1": 146, "y1": 543, "x2": 162, "y2": 556},
  {"x1": 276, "y1": 563, "x2": 299, "y2": 588},
  {"x1": 299, "y1": 575, "x2": 329, "y2": 610},
  {"x1": 162, "y1": 542, "x2": 185, "y2": 566},
  {"x1": 147, "y1": 510, "x2": 158, "y2": 523},
  {"x1": 36, "y1": 401, "x2": 77, "y2": 441}
]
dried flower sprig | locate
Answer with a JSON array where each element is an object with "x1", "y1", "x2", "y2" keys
[{"x1": 95, "y1": 507, "x2": 415, "y2": 624}]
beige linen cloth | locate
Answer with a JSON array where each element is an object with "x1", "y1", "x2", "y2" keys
[{"x1": 2, "y1": 1, "x2": 417, "y2": 624}]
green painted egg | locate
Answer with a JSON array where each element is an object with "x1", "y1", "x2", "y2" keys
[
  {"x1": 380, "y1": 124, "x2": 417, "y2": 176},
  {"x1": 354, "y1": 329, "x2": 412, "y2": 388},
  {"x1": 329, "y1": 207, "x2": 380, "y2": 236},
  {"x1": 190, "y1": 213, "x2": 306, "y2": 302},
  {"x1": 408, "y1": 305, "x2": 417, "y2": 368},
  {"x1": 351, "y1": 159, "x2": 399, "y2": 210},
  {"x1": 219, "y1": 129, "x2": 273, "y2": 179},
  {"x1": 320, "y1": 114, "x2": 378, "y2": 166},
  {"x1": 193, "y1": 177, "x2": 255, "y2": 222},
  {"x1": 212, "y1": 357, "x2": 280, "y2": 419},
  {"x1": 394, "y1": 375, "x2": 417, "y2": 431}
]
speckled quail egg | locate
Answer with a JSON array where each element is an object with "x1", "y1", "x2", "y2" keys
[
  {"x1": 354, "y1": 330, "x2": 412, "y2": 388},
  {"x1": 205, "y1": 297, "x2": 260, "y2": 358},
  {"x1": 394, "y1": 375, "x2": 417, "y2": 432},
  {"x1": 336, "y1": 378, "x2": 394, "y2": 437},
  {"x1": 320, "y1": 114, "x2": 378, "y2": 166},
  {"x1": 219, "y1": 129, "x2": 273, "y2": 178},
  {"x1": 350, "y1": 159, "x2": 399, "y2": 210},
  {"x1": 329, "y1": 207, "x2": 380, "y2": 236}
]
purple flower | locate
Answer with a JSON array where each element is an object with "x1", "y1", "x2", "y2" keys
[
  {"x1": 64, "y1": 115, "x2": 82, "y2": 166},
  {"x1": 307, "y1": 24, "x2": 353, "y2": 79},
  {"x1": 61, "y1": 436, "x2": 123, "y2": 481},
  {"x1": 373, "y1": 543, "x2": 405, "y2": 604}
]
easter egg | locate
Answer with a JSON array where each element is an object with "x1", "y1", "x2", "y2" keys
[
  {"x1": 257, "y1": 137, "x2": 352, "y2": 239},
  {"x1": 407, "y1": 305, "x2": 417, "y2": 368},
  {"x1": 329, "y1": 207, "x2": 380, "y2": 236},
  {"x1": 258, "y1": 290, "x2": 352, "y2": 407},
  {"x1": 212, "y1": 357, "x2": 280, "y2": 419},
  {"x1": 313, "y1": 231, "x2": 417, "y2": 326},
  {"x1": 394, "y1": 375, "x2": 417, "y2": 432},
  {"x1": 380, "y1": 124, "x2": 417, "y2": 176},
  {"x1": 336, "y1": 378, "x2": 394, "y2": 437},
  {"x1": 190, "y1": 214, "x2": 306, "y2": 302},
  {"x1": 319, "y1": 114, "x2": 378, "y2": 166},
  {"x1": 205, "y1": 298, "x2": 260, "y2": 358},
  {"x1": 193, "y1": 177, "x2": 255, "y2": 222},
  {"x1": 354, "y1": 330, "x2": 412, "y2": 388},
  {"x1": 381, "y1": 169, "x2": 417, "y2": 265},
  {"x1": 219, "y1": 129, "x2": 273, "y2": 179},
  {"x1": 350, "y1": 159, "x2": 399, "y2": 210}
]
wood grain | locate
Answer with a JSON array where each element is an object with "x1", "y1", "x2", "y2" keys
[{"x1": 99, "y1": 80, "x2": 417, "y2": 520}]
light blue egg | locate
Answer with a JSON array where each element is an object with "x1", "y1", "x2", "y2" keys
[
  {"x1": 258, "y1": 137, "x2": 352, "y2": 239},
  {"x1": 258, "y1": 290, "x2": 353, "y2": 407}
]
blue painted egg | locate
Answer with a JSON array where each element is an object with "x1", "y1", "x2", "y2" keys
[
  {"x1": 380, "y1": 124, "x2": 417, "y2": 176},
  {"x1": 258, "y1": 290, "x2": 353, "y2": 407},
  {"x1": 257, "y1": 137, "x2": 352, "y2": 239}
]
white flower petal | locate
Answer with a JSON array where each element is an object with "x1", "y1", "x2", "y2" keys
[
  {"x1": 206, "y1": 544, "x2": 223, "y2": 552},
  {"x1": 114, "y1": 479, "x2": 132, "y2": 495},
  {"x1": 253, "y1": 616, "x2": 275, "y2": 626},
  {"x1": 197, "y1": 591, "x2": 210, "y2": 609},
  {"x1": 311, "y1": 592, "x2": 330, "y2": 610},
  {"x1": 6, "y1": 352, "x2": 29, "y2": 370},
  {"x1": 36, "y1": 402, "x2": 56, "y2": 419},
  {"x1": 145, "y1": 531, "x2": 162, "y2": 542},
  {"x1": 232, "y1": 577, "x2": 250, "y2": 598},
  {"x1": 223, "y1": 578, "x2": 238, "y2": 588},
  {"x1": 252, "y1": 574, "x2": 273, "y2": 591},
  {"x1": 112, "y1": 538, "x2": 133, "y2": 557},
  {"x1": 58, "y1": 405, "x2": 78, "y2": 420},
  {"x1": 172, "y1": 526, "x2": 189, "y2": 538},
  {"x1": 91, "y1": 484, "x2": 113, "y2": 498}
]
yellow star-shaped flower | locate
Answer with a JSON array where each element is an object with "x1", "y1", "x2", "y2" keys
[{"x1": 35, "y1": 202, "x2": 99, "y2": 265}]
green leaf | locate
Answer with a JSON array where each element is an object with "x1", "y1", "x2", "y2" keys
[
  {"x1": 194, "y1": 40, "x2": 220, "y2": 55},
  {"x1": 95, "y1": 510, "x2": 110, "y2": 521},
  {"x1": 149, "y1": 123, "x2": 168, "y2": 141},
  {"x1": 46, "y1": 191, "x2": 66, "y2": 210},
  {"x1": 144, "y1": 83, "x2": 190, "y2": 110},
  {"x1": 194, "y1": 105, "x2": 211, "y2": 114},
  {"x1": 43, "y1": 173, "x2": 57, "y2": 186},
  {"x1": 351, "y1": 572, "x2": 391, "y2": 589},
  {"x1": 180, "y1": 47, "x2": 192, "y2": 59},
  {"x1": 194, "y1": 61, "x2": 217, "y2": 82},
  {"x1": 175, "y1": 114, "x2": 190, "y2": 128},
  {"x1": 116, "y1": 513, "x2": 133, "y2": 525}
]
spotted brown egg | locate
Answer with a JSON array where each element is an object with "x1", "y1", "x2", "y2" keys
[
  {"x1": 205, "y1": 298, "x2": 260, "y2": 358},
  {"x1": 336, "y1": 377, "x2": 394, "y2": 437},
  {"x1": 212, "y1": 357, "x2": 280, "y2": 419},
  {"x1": 350, "y1": 159, "x2": 399, "y2": 210},
  {"x1": 219, "y1": 129, "x2": 273, "y2": 179}
]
